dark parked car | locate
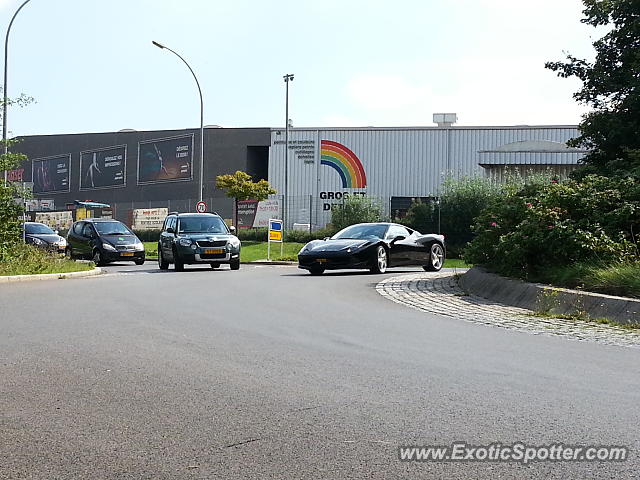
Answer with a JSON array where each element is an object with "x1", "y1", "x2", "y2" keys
[
  {"x1": 158, "y1": 212, "x2": 240, "y2": 271},
  {"x1": 298, "y1": 222, "x2": 445, "y2": 275},
  {"x1": 66, "y1": 218, "x2": 145, "y2": 266},
  {"x1": 23, "y1": 222, "x2": 67, "y2": 254}
]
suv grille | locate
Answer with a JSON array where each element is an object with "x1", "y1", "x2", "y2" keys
[{"x1": 196, "y1": 240, "x2": 226, "y2": 247}]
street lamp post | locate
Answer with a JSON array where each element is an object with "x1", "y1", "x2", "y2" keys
[
  {"x1": 283, "y1": 73, "x2": 294, "y2": 228},
  {"x1": 152, "y1": 40, "x2": 204, "y2": 205},
  {"x1": 3, "y1": 0, "x2": 32, "y2": 183}
]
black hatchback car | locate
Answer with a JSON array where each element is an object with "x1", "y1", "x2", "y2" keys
[
  {"x1": 23, "y1": 222, "x2": 67, "y2": 254},
  {"x1": 66, "y1": 218, "x2": 145, "y2": 266}
]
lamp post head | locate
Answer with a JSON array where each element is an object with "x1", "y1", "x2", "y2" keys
[
  {"x1": 152, "y1": 40, "x2": 165, "y2": 49},
  {"x1": 283, "y1": 73, "x2": 294, "y2": 83}
]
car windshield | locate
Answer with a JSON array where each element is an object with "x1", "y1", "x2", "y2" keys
[
  {"x1": 94, "y1": 221, "x2": 132, "y2": 235},
  {"x1": 332, "y1": 224, "x2": 388, "y2": 240},
  {"x1": 25, "y1": 223, "x2": 55, "y2": 235},
  {"x1": 178, "y1": 216, "x2": 228, "y2": 234}
]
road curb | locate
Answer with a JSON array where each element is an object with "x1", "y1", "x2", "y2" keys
[
  {"x1": 459, "y1": 267, "x2": 640, "y2": 325},
  {"x1": 0, "y1": 267, "x2": 103, "y2": 284}
]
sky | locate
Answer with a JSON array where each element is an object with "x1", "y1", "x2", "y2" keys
[{"x1": 0, "y1": 0, "x2": 602, "y2": 137}]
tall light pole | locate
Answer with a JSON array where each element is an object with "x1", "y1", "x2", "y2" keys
[
  {"x1": 152, "y1": 40, "x2": 204, "y2": 204},
  {"x1": 283, "y1": 73, "x2": 294, "y2": 227},
  {"x1": 3, "y1": 0, "x2": 32, "y2": 183}
]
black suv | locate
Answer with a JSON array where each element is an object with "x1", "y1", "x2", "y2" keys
[
  {"x1": 158, "y1": 212, "x2": 240, "y2": 271},
  {"x1": 67, "y1": 218, "x2": 145, "y2": 266}
]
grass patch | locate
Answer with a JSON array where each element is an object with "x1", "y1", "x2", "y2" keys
[
  {"x1": 444, "y1": 258, "x2": 472, "y2": 268},
  {"x1": 528, "y1": 310, "x2": 640, "y2": 330},
  {"x1": 0, "y1": 244, "x2": 94, "y2": 276},
  {"x1": 144, "y1": 239, "x2": 474, "y2": 266},
  {"x1": 537, "y1": 261, "x2": 640, "y2": 299},
  {"x1": 143, "y1": 242, "x2": 158, "y2": 258},
  {"x1": 143, "y1": 241, "x2": 304, "y2": 262},
  {"x1": 240, "y1": 241, "x2": 305, "y2": 262}
]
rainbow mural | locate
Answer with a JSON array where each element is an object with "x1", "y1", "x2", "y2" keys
[{"x1": 320, "y1": 140, "x2": 367, "y2": 188}]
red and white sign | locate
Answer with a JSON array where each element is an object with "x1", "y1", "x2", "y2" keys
[{"x1": 195, "y1": 201, "x2": 207, "y2": 213}]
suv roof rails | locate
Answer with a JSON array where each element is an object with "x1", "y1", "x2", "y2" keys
[{"x1": 168, "y1": 212, "x2": 179, "y2": 216}]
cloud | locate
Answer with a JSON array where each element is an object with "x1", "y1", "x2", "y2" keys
[
  {"x1": 339, "y1": 56, "x2": 587, "y2": 127},
  {"x1": 347, "y1": 74, "x2": 433, "y2": 111}
]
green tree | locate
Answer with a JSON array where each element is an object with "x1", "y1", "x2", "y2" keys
[
  {"x1": 330, "y1": 195, "x2": 383, "y2": 231},
  {"x1": 546, "y1": 0, "x2": 640, "y2": 177},
  {"x1": 0, "y1": 143, "x2": 28, "y2": 258},
  {"x1": 215, "y1": 170, "x2": 276, "y2": 201}
]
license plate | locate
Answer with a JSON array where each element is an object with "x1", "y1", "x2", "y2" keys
[
  {"x1": 121, "y1": 252, "x2": 134, "y2": 257},
  {"x1": 317, "y1": 258, "x2": 327, "y2": 263},
  {"x1": 205, "y1": 248, "x2": 224, "y2": 254}
]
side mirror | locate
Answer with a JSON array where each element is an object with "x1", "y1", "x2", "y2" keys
[
  {"x1": 54, "y1": 230, "x2": 59, "y2": 235},
  {"x1": 392, "y1": 235, "x2": 406, "y2": 243},
  {"x1": 229, "y1": 225, "x2": 236, "y2": 235},
  {"x1": 166, "y1": 227, "x2": 175, "y2": 234},
  {"x1": 323, "y1": 237, "x2": 330, "y2": 241}
]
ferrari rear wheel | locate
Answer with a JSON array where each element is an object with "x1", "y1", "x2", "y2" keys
[
  {"x1": 370, "y1": 245, "x2": 388, "y2": 274},
  {"x1": 423, "y1": 242, "x2": 445, "y2": 272}
]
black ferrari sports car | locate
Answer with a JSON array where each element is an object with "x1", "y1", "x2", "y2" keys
[{"x1": 298, "y1": 222, "x2": 445, "y2": 275}]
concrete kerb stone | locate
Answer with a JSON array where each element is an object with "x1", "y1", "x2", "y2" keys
[
  {"x1": 460, "y1": 267, "x2": 640, "y2": 325},
  {"x1": 0, "y1": 267, "x2": 103, "y2": 284}
]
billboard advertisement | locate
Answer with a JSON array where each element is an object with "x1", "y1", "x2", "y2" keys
[
  {"x1": 137, "y1": 134, "x2": 193, "y2": 184},
  {"x1": 236, "y1": 199, "x2": 281, "y2": 228},
  {"x1": 130, "y1": 208, "x2": 168, "y2": 230},
  {"x1": 79, "y1": 145, "x2": 126, "y2": 190},
  {"x1": 32, "y1": 154, "x2": 71, "y2": 194}
]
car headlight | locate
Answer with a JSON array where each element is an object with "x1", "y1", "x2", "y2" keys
[
  {"x1": 102, "y1": 242, "x2": 116, "y2": 251},
  {"x1": 228, "y1": 237, "x2": 241, "y2": 248},
  {"x1": 178, "y1": 238, "x2": 192, "y2": 247},
  {"x1": 299, "y1": 244, "x2": 310, "y2": 254},
  {"x1": 32, "y1": 237, "x2": 43, "y2": 245},
  {"x1": 134, "y1": 241, "x2": 144, "y2": 251},
  {"x1": 56, "y1": 238, "x2": 67, "y2": 247}
]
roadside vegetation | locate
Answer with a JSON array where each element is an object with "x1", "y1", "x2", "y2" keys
[
  {"x1": 463, "y1": 1, "x2": 640, "y2": 299},
  {"x1": 0, "y1": 244, "x2": 93, "y2": 276},
  {"x1": 0, "y1": 125, "x2": 92, "y2": 276}
]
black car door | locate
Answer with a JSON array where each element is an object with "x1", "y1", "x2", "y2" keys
[
  {"x1": 81, "y1": 223, "x2": 98, "y2": 257},
  {"x1": 160, "y1": 216, "x2": 176, "y2": 261},
  {"x1": 68, "y1": 222, "x2": 85, "y2": 257},
  {"x1": 386, "y1": 225, "x2": 412, "y2": 266}
]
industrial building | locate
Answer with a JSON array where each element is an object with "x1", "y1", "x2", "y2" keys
[{"x1": 9, "y1": 120, "x2": 586, "y2": 230}]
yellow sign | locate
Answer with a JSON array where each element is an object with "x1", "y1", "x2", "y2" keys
[{"x1": 269, "y1": 230, "x2": 282, "y2": 242}]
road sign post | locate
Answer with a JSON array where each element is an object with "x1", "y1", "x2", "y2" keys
[{"x1": 268, "y1": 218, "x2": 283, "y2": 261}]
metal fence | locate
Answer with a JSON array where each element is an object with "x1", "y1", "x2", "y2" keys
[
  {"x1": 108, "y1": 197, "x2": 235, "y2": 225},
  {"x1": 278, "y1": 194, "x2": 391, "y2": 231}
]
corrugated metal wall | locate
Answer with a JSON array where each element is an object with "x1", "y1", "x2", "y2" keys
[{"x1": 269, "y1": 126, "x2": 583, "y2": 228}]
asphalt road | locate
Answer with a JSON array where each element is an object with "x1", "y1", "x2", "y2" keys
[{"x1": 1, "y1": 262, "x2": 639, "y2": 479}]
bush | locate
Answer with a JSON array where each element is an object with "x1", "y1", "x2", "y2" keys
[
  {"x1": 237, "y1": 228, "x2": 268, "y2": 242},
  {"x1": 402, "y1": 177, "x2": 505, "y2": 257},
  {"x1": 0, "y1": 181, "x2": 24, "y2": 258},
  {"x1": 0, "y1": 243, "x2": 93, "y2": 276},
  {"x1": 331, "y1": 196, "x2": 384, "y2": 231},
  {"x1": 464, "y1": 175, "x2": 640, "y2": 279},
  {"x1": 131, "y1": 229, "x2": 162, "y2": 242},
  {"x1": 237, "y1": 225, "x2": 339, "y2": 244}
]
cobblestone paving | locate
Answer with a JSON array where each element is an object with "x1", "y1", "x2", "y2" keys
[{"x1": 376, "y1": 271, "x2": 640, "y2": 349}]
